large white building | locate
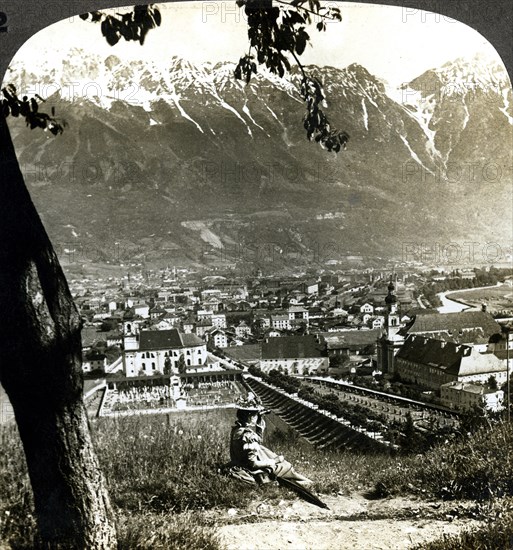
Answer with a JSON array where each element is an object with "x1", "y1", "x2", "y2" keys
[
  {"x1": 259, "y1": 335, "x2": 328, "y2": 376},
  {"x1": 123, "y1": 329, "x2": 207, "y2": 377}
]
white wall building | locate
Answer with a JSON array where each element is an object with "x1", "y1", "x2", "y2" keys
[
  {"x1": 210, "y1": 329, "x2": 228, "y2": 349},
  {"x1": 259, "y1": 335, "x2": 328, "y2": 376},
  {"x1": 212, "y1": 313, "x2": 227, "y2": 328},
  {"x1": 123, "y1": 329, "x2": 207, "y2": 377},
  {"x1": 271, "y1": 314, "x2": 291, "y2": 331},
  {"x1": 441, "y1": 382, "x2": 504, "y2": 412}
]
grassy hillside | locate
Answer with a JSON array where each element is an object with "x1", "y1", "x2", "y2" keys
[{"x1": 1, "y1": 409, "x2": 513, "y2": 549}]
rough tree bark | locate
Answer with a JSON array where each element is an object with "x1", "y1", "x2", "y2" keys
[{"x1": 0, "y1": 115, "x2": 117, "y2": 547}]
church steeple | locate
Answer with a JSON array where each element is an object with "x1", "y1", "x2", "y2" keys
[
  {"x1": 384, "y1": 276, "x2": 401, "y2": 338},
  {"x1": 377, "y1": 275, "x2": 404, "y2": 376},
  {"x1": 385, "y1": 278, "x2": 397, "y2": 314}
]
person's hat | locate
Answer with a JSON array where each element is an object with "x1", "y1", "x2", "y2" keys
[{"x1": 235, "y1": 392, "x2": 264, "y2": 412}]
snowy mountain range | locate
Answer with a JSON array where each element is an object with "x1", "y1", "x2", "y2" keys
[{"x1": 5, "y1": 49, "x2": 513, "y2": 270}]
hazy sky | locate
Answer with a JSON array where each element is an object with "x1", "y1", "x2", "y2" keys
[{"x1": 13, "y1": 1, "x2": 504, "y2": 86}]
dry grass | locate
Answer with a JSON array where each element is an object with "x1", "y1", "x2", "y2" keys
[
  {"x1": 0, "y1": 408, "x2": 393, "y2": 547},
  {"x1": 3, "y1": 410, "x2": 513, "y2": 548},
  {"x1": 413, "y1": 504, "x2": 513, "y2": 550},
  {"x1": 377, "y1": 422, "x2": 513, "y2": 501},
  {"x1": 116, "y1": 510, "x2": 223, "y2": 550}
]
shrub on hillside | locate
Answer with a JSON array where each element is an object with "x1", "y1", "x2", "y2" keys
[{"x1": 377, "y1": 422, "x2": 513, "y2": 501}]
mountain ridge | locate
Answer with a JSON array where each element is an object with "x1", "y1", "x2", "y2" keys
[{"x1": 5, "y1": 50, "x2": 512, "y2": 271}]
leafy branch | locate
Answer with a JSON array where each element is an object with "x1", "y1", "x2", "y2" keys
[
  {"x1": 277, "y1": 0, "x2": 342, "y2": 29},
  {"x1": 1, "y1": 83, "x2": 65, "y2": 134},
  {"x1": 234, "y1": 0, "x2": 348, "y2": 152},
  {"x1": 79, "y1": 4, "x2": 161, "y2": 46},
  {"x1": 1, "y1": 5, "x2": 162, "y2": 133}
]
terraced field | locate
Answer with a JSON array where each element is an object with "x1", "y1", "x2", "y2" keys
[{"x1": 246, "y1": 378, "x2": 386, "y2": 452}]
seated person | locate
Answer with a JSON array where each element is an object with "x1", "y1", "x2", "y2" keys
[{"x1": 227, "y1": 393, "x2": 312, "y2": 488}]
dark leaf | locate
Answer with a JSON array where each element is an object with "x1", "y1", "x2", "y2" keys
[
  {"x1": 153, "y1": 8, "x2": 162, "y2": 27},
  {"x1": 107, "y1": 31, "x2": 120, "y2": 46},
  {"x1": 134, "y1": 5, "x2": 148, "y2": 24},
  {"x1": 246, "y1": 0, "x2": 272, "y2": 11},
  {"x1": 142, "y1": 11, "x2": 155, "y2": 30},
  {"x1": 102, "y1": 18, "x2": 120, "y2": 46},
  {"x1": 286, "y1": 11, "x2": 304, "y2": 25},
  {"x1": 308, "y1": 0, "x2": 321, "y2": 13},
  {"x1": 101, "y1": 19, "x2": 109, "y2": 38},
  {"x1": 329, "y1": 7, "x2": 342, "y2": 21},
  {"x1": 295, "y1": 28, "x2": 309, "y2": 56}
]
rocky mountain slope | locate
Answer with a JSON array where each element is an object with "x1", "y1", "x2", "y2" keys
[{"x1": 5, "y1": 49, "x2": 512, "y2": 270}]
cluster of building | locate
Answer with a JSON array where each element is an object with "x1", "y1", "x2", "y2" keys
[
  {"x1": 75, "y1": 266, "x2": 512, "y2": 413},
  {"x1": 378, "y1": 281, "x2": 512, "y2": 411}
]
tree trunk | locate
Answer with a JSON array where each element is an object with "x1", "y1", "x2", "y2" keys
[{"x1": 0, "y1": 115, "x2": 117, "y2": 548}]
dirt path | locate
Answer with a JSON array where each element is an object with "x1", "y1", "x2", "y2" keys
[{"x1": 215, "y1": 494, "x2": 484, "y2": 550}]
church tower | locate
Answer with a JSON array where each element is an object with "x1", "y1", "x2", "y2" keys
[
  {"x1": 377, "y1": 278, "x2": 404, "y2": 375},
  {"x1": 385, "y1": 280, "x2": 400, "y2": 338}
]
